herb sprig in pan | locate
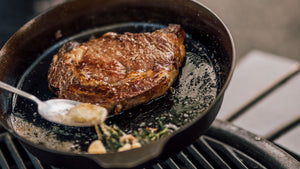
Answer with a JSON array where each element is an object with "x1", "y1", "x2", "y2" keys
[{"x1": 88, "y1": 120, "x2": 170, "y2": 154}]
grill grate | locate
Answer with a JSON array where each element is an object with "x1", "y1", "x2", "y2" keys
[
  {"x1": 2, "y1": 120, "x2": 298, "y2": 169},
  {"x1": 0, "y1": 132, "x2": 44, "y2": 169},
  {"x1": 164, "y1": 136, "x2": 266, "y2": 169}
]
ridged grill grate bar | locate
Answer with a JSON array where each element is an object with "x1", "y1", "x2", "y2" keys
[
  {"x1": 0, "y1": 133, "x2": 26, "y2": 169},
  {"x1": 1, "y1": 125, "x2": 297, "y2": 169}
]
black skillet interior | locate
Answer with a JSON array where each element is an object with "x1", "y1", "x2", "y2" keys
[
  {"x1": 10, "y1": 22, "x2": 220, "y2": 153},
  {"x1": 0, "y1": 0, "x2": 234, "y2": 168}
]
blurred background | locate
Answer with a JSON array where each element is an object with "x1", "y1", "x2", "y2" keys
[
  {"x1": 1, "y1": 0, "x2": 300, "y2": 61},
  {"x1": 202, "y1": 0, "x2": 300, "y2": 61}
]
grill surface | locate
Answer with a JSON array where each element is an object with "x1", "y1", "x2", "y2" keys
[{"x1": 1, "y1": 120, "x2": 299, "y2": 169}]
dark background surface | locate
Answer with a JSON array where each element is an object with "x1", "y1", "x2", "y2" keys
[{"x1": 1, "y1": 0, "x2": 300, "y2": 61}]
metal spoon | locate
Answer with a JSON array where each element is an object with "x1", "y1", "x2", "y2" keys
[{"x1": 0, "y1": 81, "x2": 107, "y2": 127}]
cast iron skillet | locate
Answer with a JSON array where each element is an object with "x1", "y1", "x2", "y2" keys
[{"x1": 0, "y1": 0, "x2": 235, "y2": 168}]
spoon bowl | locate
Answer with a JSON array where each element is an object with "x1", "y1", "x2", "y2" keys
[{"x1": 0, "y1": 81, "x2": 107, "y2": 127}]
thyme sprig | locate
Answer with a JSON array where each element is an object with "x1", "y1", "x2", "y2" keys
[{"x1": 91, "y1": 120, "x2": 170, "y2": 153}]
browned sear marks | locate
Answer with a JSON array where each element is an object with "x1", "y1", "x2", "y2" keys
[{"x1": 48, "y1": 24, "x2": 186, "y2": 114}]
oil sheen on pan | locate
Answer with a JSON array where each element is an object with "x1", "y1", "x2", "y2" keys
[{"x1": 9, "y1": 23, "x2": 219, "y2": 153}]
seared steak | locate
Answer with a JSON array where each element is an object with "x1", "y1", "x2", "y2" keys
[{"x1": 48, "y1": 24, "x2": 186, "y2": 114}]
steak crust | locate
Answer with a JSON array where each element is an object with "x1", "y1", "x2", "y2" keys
[{"x1": 48, "y1": 24, "x2": 186, "y2": 114}]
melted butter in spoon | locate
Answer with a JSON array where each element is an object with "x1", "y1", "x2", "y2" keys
[{"x1": 63, "y1": 103, "x2": 108, "y2": 126}]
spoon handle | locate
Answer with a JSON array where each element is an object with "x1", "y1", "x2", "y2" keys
[{"x1": 0, "y1": 81, "x2": 43, "y2": 105}]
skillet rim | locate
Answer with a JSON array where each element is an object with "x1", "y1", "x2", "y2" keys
[{"x1": 0, "y1": 0, "x2": 235, "y2": 168}]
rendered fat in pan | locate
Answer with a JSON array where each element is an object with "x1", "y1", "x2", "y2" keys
[{"x1": 0, "y1": 0, "x2": 235, "y2": 168}]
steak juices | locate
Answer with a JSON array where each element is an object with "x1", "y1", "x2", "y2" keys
[
  {"x1": 47, "y1": 24, "x2": 186, "y2": 153},
  {"x1": 48, "y1": 24, "x2": 185, "y2": 115}
]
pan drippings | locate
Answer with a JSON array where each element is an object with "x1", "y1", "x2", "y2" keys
[{"x1": 9, "y1": 23, "x2": 220, "y2": 153}]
